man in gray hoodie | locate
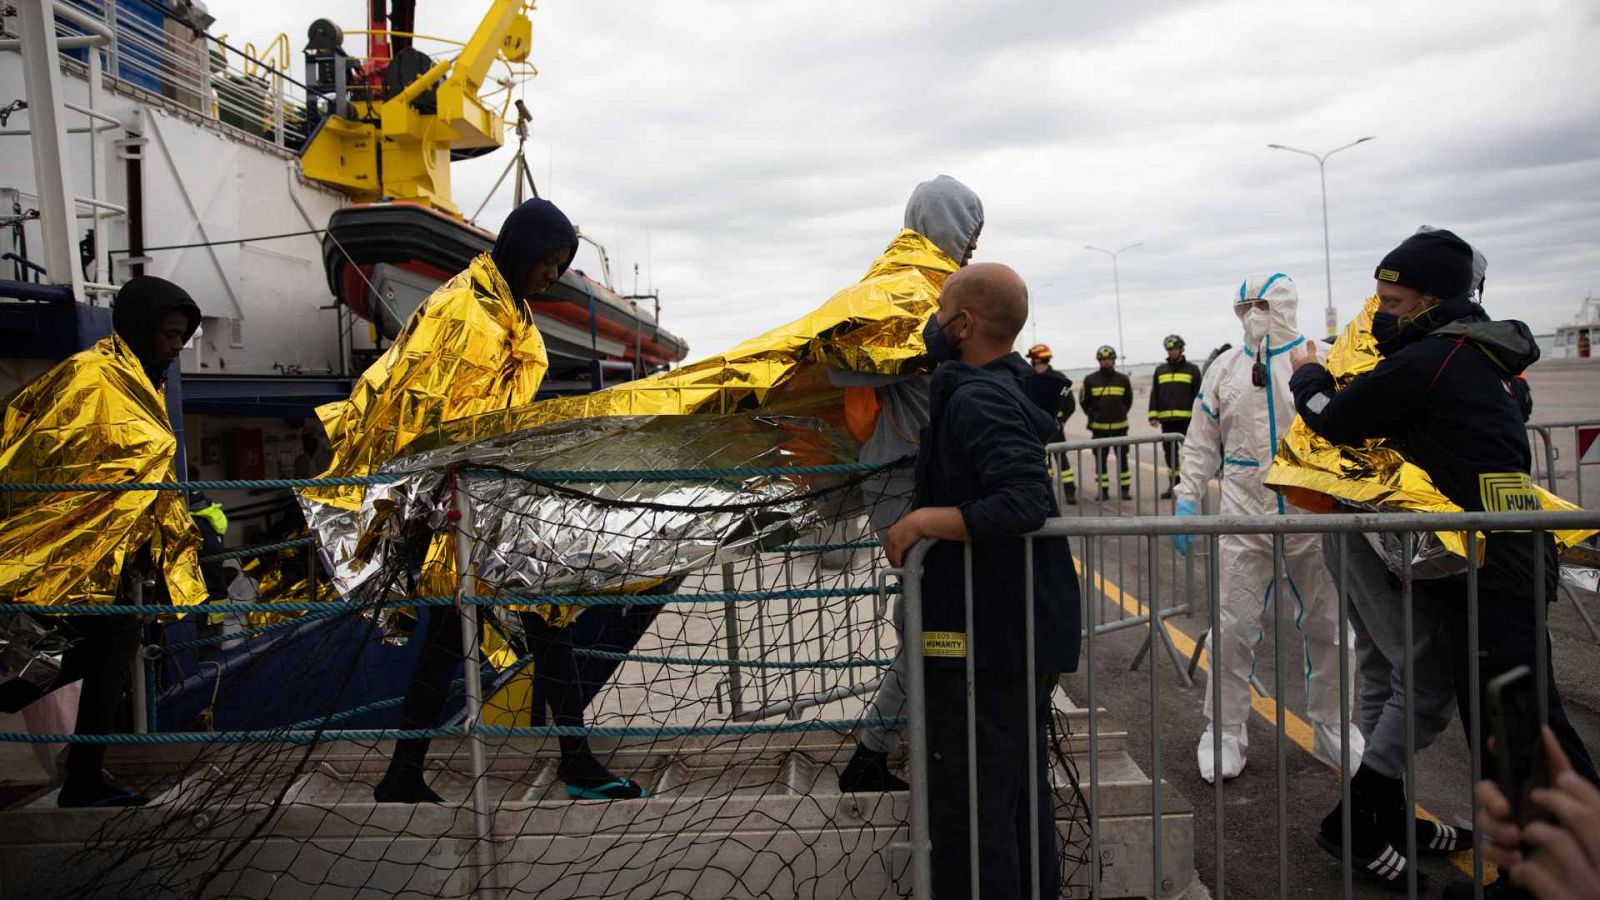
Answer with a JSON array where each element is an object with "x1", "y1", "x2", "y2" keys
[{"x1": 834, "y1": 175, "x2": 984, "y2": 793}]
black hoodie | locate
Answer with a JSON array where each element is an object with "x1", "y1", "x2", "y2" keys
[
  {"x1": 490, "y1": 198, "x2": 579, "y2": 301},
  {"x1": 112, "y1": 276, "x2": 202, "y2": 384},
  {"x1": 1290, "y1": 294, "x2": 1547, "y2": 590},
  {"x1": 916, "y1": 352, "x2": 1080, "y2": 676}
]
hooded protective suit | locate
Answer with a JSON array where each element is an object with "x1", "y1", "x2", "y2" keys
[{"x1": 1175, "y1": 273, "x2": 1361, "y2": 782}]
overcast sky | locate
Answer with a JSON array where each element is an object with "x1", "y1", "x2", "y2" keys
[{"x1": 230, "y1": 0, "x2": 1600, "y2": 366}]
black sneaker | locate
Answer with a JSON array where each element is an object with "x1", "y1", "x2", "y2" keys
[
  {"x1": 372, "y1": 772, "x2": 445, "y2": 804},
  {"x1": 1315, "y1": 833, "x2": 1425, "y2": 892},
  {"x1": 1412, "y1": 818, "x2": 1473, "y2": 855},
  {"x1": 838, "y1": 745, "x2": 908, "y2": 793},
  {"x1": 1119, "y1": 488, "x2": 1132, "y2": 501},
  {"x1": 1160, "y1": 488, "x2": 1175, "y2": 500},
  {"x1": 1097, "y1": 488, "x2": 1110, "y2": 502}
]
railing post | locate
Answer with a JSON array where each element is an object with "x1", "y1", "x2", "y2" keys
[
  {"x1": 721, "y1": 563, "x2": 744, "y2": 719},
  {"x1": 901, "y1": 542, "x2": 933, "y2": 900},
  {"x1": 451, "y1": 484, "x2": 497, "y2": 898}
]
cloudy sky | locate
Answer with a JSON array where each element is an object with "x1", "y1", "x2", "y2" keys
[{"x1": 231, "y1": 0, "x2": 1599, "y2": 366}]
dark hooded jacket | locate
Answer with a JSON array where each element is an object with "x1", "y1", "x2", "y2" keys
[
  {"x1": 916, "y1": 353, "x2": 1080, "y2": 676},
  {"x1": 1290, "y1": 293, "x2": 1548, "y2": 591},
  {"x1": 112, "y1": 276, "x2": 201, "y2": 384},
  {"x1": 491, "y1": 198, "x2": 579, "y2": 301}
]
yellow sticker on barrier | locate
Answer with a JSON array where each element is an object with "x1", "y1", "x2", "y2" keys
[{"x1": 923, "y1": 631, "x2": 967, "y2": 658}]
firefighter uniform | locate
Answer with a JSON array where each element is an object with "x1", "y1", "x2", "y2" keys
[
  {"x1": 1148, "y1": 337, "x2": 1202, "y2": 494},
  {"x1": 1081, "y1": 348, "x2": 1133, "y2": 500},
  {"x1": 1024, "y1": 344, "x2": 1077, "y2": 503}
]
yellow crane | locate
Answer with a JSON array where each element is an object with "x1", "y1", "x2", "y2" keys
[{"x1": 298, "y1": 0, "x2": 535, "y2": 216}]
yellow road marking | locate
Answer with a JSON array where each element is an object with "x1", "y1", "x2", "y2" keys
[{"x1": 1077, "y1": 558, "x2": 1491, "y2": 882}]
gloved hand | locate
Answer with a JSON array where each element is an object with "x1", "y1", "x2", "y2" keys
[
  {"x1": 1148, "y1": 416, "x2": 1159, "y2": 427},
  {"x1": 1172, "y1": 498, "x2": 1197, "y2": 555}
]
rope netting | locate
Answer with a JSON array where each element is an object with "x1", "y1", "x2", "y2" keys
[{"x1": 2, "y1": 466, "x2": 1089, "y2": 899}]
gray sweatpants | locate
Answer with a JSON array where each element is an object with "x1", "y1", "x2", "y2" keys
[
  {"x1": 1323, "y1": 534, "x2": 1457, "y2": 780},
  {"x1": 860, "y1": 596, "x2": 908, "y2": 753}
]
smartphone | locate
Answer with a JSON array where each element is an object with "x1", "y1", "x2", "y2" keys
[{"x1": 1487, "y1": 665, "x2": 1550, "y2": 827}]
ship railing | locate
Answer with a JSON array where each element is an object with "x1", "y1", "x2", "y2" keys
[
  {"x1": 41, "y1": 0, "x2": 314, "y2": 149},
  {"x1": 895, "y1": 506, "x2": 1600, "y2": 899}
]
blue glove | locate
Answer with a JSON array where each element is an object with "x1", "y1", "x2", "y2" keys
[{"x1": 1172, "y1": 498, "x2": 1197, "y2": 556}]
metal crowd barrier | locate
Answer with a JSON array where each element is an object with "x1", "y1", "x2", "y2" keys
[
  {"x1": 1528, "y1": 418, "x2": 1600, "y2": 508},
  {"x1": 897, "y1": 507, "x2": 1600, "y2": 900},
  {"x1": 1048, "y1": 434, "x2": 1205, "y2": 687}
]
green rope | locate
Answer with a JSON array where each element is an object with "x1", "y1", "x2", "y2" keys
[
  {"x1": 0, "y1": 716, "x2": 906, "y2": 745},
  {"x1": 0, "y1": 586, "x2": 897, "y2": 616}
]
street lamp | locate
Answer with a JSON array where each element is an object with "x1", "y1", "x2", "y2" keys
[
  {"x1": 1084, "y1": 242, "x2": 1143, "y2": 360},
  {"x1": 1267, "y1": 136, "x2": 1375, "y2": 336}
]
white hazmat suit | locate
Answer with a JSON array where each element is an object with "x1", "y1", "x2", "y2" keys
[{"x1": 1174, "y1": 273, "x2": 1362, "y2": 783}]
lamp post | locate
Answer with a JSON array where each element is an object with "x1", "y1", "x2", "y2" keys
[
  {"x1": 1267, "y1": 136, "x2": 1375, "y2": 336},
  {"x1": 1084, "y1": 242, "x2": 1143, "y2": 360}
]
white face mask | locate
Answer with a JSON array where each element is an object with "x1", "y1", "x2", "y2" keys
[{"x1": 1241, "y1": 307, "x2": 1269, "y2": 342}]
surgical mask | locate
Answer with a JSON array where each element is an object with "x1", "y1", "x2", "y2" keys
[
  {"x1": 1241, "y1": 307, "x2": 1269, "y2": 342},
  {"x1": 922, "y1": 311, "x2": 963, "y2": 364},
  {"x1": 1370, "y1": 311, "x2": 1401, "y2": 346}
]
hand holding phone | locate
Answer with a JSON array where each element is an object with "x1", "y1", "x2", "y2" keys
[{"x1": 1489, "y1": 666, "x2": 1551, "y2": 830}]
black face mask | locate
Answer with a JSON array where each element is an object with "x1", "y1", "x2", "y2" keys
[
  {"x1": 1371, "y1": 311, "x2": 1402, "y2": 346},
  {"x1": 922, "y1": 311, "x2": 964, "y2": 364}
]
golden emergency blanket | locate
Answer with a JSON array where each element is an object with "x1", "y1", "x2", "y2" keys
[
  {"x1": 405, "y1": 229, "x2": 956, "y2": 454},
  {"x1": 306, "y1": 252, "x2": 550, "y2": 510},
  {"x1": 0, "y1": 335, "x2": 205, "y2": 607},
  {"x1": 1265, "y1": 297, "x2": 1593, "y2": 558},
  {"x1": 306, "y1": 230, "x2": 954, "y2": 628}
]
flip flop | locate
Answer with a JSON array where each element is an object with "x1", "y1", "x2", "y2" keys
[{"x1": 564, "y1": 778, "x2": 647, "y2": 801}]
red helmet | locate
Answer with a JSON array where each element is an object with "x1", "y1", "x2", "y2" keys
[{"x1": 1027, "y1": 343, "x2": 1053, "y2": 362}]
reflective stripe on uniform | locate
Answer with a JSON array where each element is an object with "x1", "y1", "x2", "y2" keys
[
  {"x1": 1156, "y1": 372, "x2": 1195, "y2": 384},
  {"x1": 1088, "y1": 386, "x2": 1128, "y2": 396},
  {"x1": 1089, "y1": 421, "x2": 1129, "y2": 430},
  {"x1": 1151, "y1": 409, "x2": 1193, "y2": 420}
]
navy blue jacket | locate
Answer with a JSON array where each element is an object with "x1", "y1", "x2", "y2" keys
[
  {"x1": 1289, "y1": 295, "x2": 1551, "y2": 592},
  {"x1": 915, "y1": 353, "x2": 1080, "y2": 676}
]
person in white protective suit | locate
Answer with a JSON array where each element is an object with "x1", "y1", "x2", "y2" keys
[{"x1": 1172, "y1": 273, "x2": 1363, "y2": 783}]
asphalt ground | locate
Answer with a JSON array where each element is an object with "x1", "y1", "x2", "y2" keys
[{"x1": 1054, "y1": 357, "x2": 1600, "y2": 898}]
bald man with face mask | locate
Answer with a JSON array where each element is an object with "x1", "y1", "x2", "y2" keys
[{"x1": 885, "y1": 263, "x2": 1079, "y2": 900}]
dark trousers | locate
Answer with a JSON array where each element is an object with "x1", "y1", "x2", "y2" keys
[
  {"x1": 390, "y1": 608, "x2": 593, "y2": 777},
  {"x1": 1090, "y1": 428, "x2": 1131, "y2": 491},
  {"x1": 1159, "y1": 419, "x2": 1190, "y2": 479},
  {"x1": 1428, "y1": 578, "x2": 1600, "y2": 787},
  {"x1": 61, "y1": 615, "x2": 142, "y2": 781},
  {"x1": 926, "y1": 666, "x2": 1060, "y2": 900}
]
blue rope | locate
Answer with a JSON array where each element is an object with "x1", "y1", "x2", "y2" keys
[
  {"x1": 773, "y1": 539, "x2": 882, "y2": 552},
  {"x1": 0, "y1": 717, "x2": 906, "y2": 744},
  {"x1": 199, "y1": 537, "x2": 316, "y2": 563},
  {"x1": 572, "y1": 647, "x2": 892, "y2": 671},
  {"x1": 0, "y1": 586, "x2": 895, "y2": 616},
  {"x1": 0, "y1": 462, "x2": 890, "y2": 494}
]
